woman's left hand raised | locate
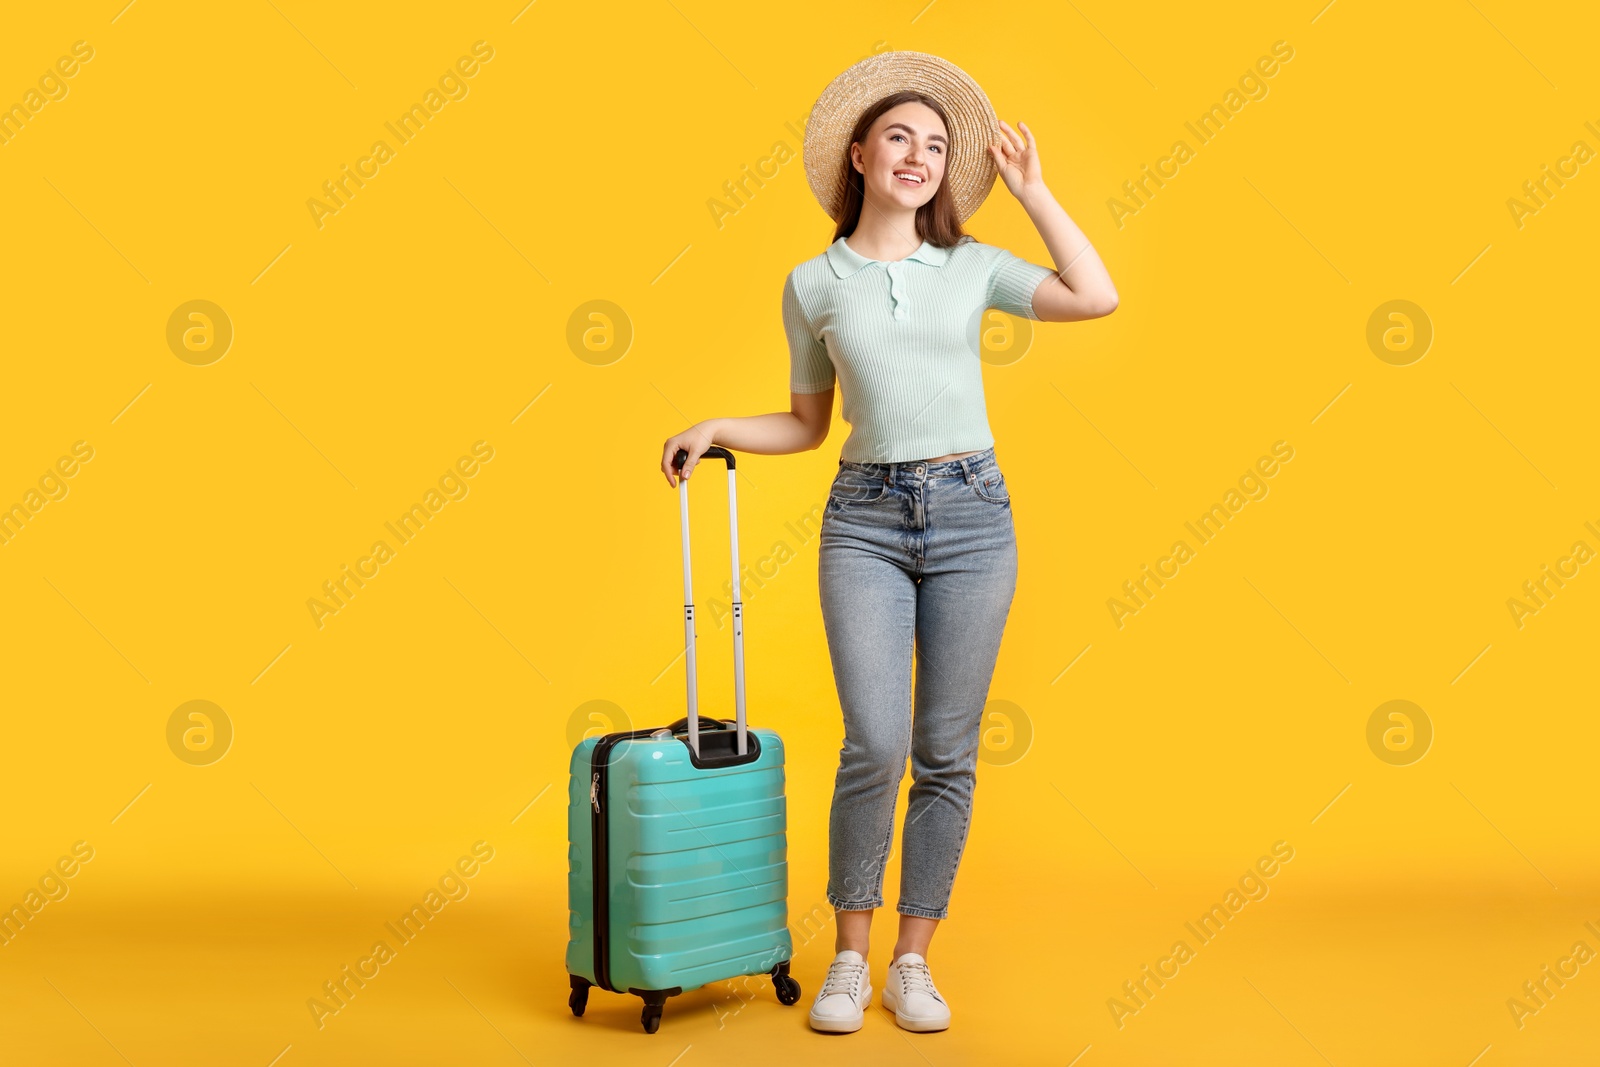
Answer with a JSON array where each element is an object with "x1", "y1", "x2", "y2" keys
[{"x1": 988, "y1": 118, "x2": 1044, "y2": 198}]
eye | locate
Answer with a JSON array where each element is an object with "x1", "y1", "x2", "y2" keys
[{"x1": 891, "y1": 133, "x2": 940, "y2": 153}]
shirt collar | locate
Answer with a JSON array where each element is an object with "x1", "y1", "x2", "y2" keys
[{"x1": 826, "y1": 236, "x2": 951, "y2": 279}]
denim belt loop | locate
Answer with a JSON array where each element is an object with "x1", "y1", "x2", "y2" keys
[{"x1": 959, "y1": 456, "x2": 974, "y2": 483}]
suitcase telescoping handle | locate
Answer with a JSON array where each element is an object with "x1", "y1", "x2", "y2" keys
[{"x1": 672, "y1": 447, "x2": 747, "y2": 758}]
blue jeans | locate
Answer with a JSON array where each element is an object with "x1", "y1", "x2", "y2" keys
[{"x1": 817, "y1": 446, "x2": 1018, "y2": 920}]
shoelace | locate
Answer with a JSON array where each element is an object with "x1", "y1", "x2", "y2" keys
[
  {"x1": 819, "y1": 958, "x2": 868, "y2": 998},
  {"x1": 895, "y1": 959, "x2": 943, "y2": 1002}
]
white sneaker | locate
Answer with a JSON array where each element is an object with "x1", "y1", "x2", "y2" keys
[
  {"x1": 809, "y1": 949, "x2": 872, "y2": 1033},
  {"x1": 882, "y1": 952, "x2": 950, "y2": 1032}
]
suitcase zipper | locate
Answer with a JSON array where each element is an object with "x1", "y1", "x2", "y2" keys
[
  {"x1": 590, "y1": 739, "x2": 615, "y2": 992},
  {"x1": 588, "y1": 728, "x2": 660, "y2": 994}
]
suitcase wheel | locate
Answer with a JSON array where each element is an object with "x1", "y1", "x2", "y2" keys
[
  {"x1": 771, "y1": 960, "x2": 802, "y2": 1006},
  {"x1": 639, "y1": 989, "x2": 673, "y2": 1033},
  {"x1": 568, "y1": 975, "x2": 591, "y2": 1017}
]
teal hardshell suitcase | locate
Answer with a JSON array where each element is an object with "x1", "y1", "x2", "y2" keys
[{"x1": 565, "y1": 447, "x2": 801, "y2": 1033}]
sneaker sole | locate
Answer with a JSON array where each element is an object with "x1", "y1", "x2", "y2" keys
[
  {"x1": 881, "y1": 986, "x2": 950, "y2": 1032},
  {"x1": 808, "y1": 989, "x2": 872, "y2": 1033}
]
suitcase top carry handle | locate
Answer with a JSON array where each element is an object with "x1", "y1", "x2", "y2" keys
[
  {"x1": 666, "y1": 715, "x2": 727, "y2": 734},
  {"x1": 661, "y1": 716, "x2": 762, "y2": 768},
  {"x1": 671, "y1": 447, "x2": 747, "y2": 758}
]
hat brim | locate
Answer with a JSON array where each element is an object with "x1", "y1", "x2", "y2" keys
[{"x1": 803, "y1": 50, "x2": 1001, "y2": 225}]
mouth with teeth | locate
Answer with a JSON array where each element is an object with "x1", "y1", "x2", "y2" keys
[{"x1": 893, "y1": 170, "x2": 925, "y2": 187}]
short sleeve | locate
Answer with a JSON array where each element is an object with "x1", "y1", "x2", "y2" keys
[
  {"x1": 986, "y1": 246, "x2": 1057, "y2": 321},
  {"x1": 784, "y1": 271, "x2": 835, "y2": 393}
]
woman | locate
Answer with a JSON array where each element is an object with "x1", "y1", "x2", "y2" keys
[{"x1": 660, "y1": 51, "x2": 1117, "y2": 1034}]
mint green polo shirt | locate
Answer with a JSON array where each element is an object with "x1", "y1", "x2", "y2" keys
[{"x1": 783, "y1": 233, "x2": 1057, "y2": 463}]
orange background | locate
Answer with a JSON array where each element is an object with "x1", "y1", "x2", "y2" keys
[{"x1": 1, "y1": 1, "x2": 1596, "y2": 1064}]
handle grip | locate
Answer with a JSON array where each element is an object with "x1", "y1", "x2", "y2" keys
[{"x1": 673, "y1": 446, "x2": 737, "y2": 471}]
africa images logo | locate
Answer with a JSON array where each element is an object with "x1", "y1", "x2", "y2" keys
[{"x1": 306, "y1": 42, "x2": 495, "y2": 230}]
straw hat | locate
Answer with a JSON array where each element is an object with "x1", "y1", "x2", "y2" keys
[{"x1": 803, "y1": 50, "x2": 1002, "y2": 224}]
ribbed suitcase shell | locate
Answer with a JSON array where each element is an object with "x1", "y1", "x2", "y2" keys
[{"x1": 565, "y1": 727, "x2": 793, "y2": 993}]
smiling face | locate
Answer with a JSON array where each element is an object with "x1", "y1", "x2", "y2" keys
[{"x1": 850, "y1": 101, "x2": 948, "y2": 213}]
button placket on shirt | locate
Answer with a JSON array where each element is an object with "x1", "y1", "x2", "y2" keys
[{"x1": 886, "y1": 263, "x2": 908, "y2": 320}]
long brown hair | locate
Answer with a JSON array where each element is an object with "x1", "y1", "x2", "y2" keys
[{"x1": 830, "y1": 91, "x2": 969, "y2": 248}]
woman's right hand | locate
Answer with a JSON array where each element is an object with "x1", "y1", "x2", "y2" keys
[{"x1": 661, "y1": 422, "x2": 718, "y2": 488}]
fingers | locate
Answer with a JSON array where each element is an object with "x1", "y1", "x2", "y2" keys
[
  {"x1": 662, "y1": 440, "x2": 702, "y2": 487},
  {"x1": 662, "y1": 441, "x2": 688, "y2": 488},
  {"x1": 997, "y1": 118, "x2": 1025, "y2": 154}
]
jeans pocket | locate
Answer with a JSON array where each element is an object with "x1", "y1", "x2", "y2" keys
[
  {"x1": 970, "y1": 467, "x2": 1010, "y2": 504},
  {"x1": 830, "y1": 466, "x2": 889, "y2": 506}
]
